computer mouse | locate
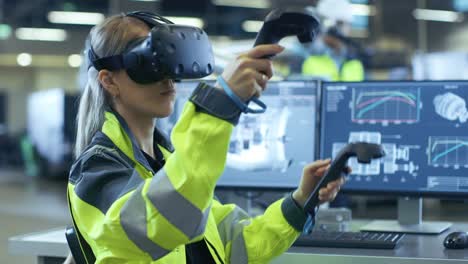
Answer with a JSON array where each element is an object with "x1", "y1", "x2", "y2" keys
[{"x1": 443, "y1": 232, "x2": 468, "y2": 249}]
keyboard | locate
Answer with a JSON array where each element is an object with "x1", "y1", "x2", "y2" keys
[{"x1": 293, "y1": 231, "x2": 405, "y2": 249}]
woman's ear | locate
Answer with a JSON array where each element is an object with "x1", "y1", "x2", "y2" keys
[{"x1": 98, "y1": 70, "x2": 120, "y2": 98}]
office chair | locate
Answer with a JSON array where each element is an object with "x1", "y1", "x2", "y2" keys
[{"x1": 65, "y1": 225, "x2": 96, "y2": 264}]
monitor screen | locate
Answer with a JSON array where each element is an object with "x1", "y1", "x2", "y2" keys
[
  {"x1": 158, "y1": 80, "x2": 318, "y2": 189},
  {"x1": 320, "y1": 81, "x2": 468, "y2": 197}
]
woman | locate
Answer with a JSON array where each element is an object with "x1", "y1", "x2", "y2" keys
[{"x1": 67, "y1": 12, "x2": 345, "y2": 264}]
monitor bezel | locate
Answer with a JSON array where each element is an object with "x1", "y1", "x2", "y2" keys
[{"x1": 319, "y1": 80, "x2": 468, "y2": 199}]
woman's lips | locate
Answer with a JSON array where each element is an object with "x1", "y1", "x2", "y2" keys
[{"x1": 160, "y1": 89, "x2": 176, "y2": 96}]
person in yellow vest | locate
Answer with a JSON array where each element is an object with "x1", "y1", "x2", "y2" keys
[
  {"x1": 302, "y1": 0, "x2": 365, "y2": 81},
  {"x1": 301, "y1": 32, "x2": 365, "y2": 81},
  {"x1": 67, "y1": 11, "x2": 346, "y2": 264}
]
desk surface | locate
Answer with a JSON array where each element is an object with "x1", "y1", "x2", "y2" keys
[
  {"x1": 273, "y1": 221, "x2": 468, "y2": 264},
  {"x1": 8, "y1": 227, "x2": 69, "y2": 258},
  {"x1": 8, "y1": 222, "x2": 468, "y2": 263}
]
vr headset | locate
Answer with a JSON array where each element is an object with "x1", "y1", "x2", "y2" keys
[{"x1": 88, "y1": 11, "x2": 214, "y2": 84}]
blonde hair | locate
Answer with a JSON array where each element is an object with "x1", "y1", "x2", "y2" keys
[{"x1": 75, "y1": 14, "x2": 147, "y2": 157}]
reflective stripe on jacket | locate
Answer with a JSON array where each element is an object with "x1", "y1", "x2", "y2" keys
[
  {"x1": 302, "y1": 55, "x2": 365, "y2": 81},
  {"x1": 68, "y1": 82, "x2": 308, "y2": 263}
]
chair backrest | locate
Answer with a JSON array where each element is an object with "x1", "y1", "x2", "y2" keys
[{"x1": 65, "y1": 225, "x2": 96, "y2": 264}]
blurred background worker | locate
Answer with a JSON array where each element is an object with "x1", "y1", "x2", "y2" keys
[{"x1": 302, "y1": 0, "x2": 365, "y2": 81}]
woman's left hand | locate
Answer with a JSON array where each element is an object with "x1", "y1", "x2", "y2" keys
[{"x1": 292, "y1": 159, "x2": 349, "y2": 208}]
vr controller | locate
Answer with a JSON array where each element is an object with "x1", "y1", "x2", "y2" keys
[
  {"x1": 254, "y1": 7, "x2": 321, "y2": 56},
  {"x1": 233, "y1": 7, "x2": 320, "y2": 114},
  {"x1": 303, "y1": 142, "x2": 385, "y2": 233}
]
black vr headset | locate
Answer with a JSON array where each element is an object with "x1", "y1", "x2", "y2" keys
[{"x1": 88, "y1": 11, "x2": 215, "y2": 84}]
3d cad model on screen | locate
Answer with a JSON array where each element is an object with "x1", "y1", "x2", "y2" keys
[
  {"x1": 433, "y1": 92, "x2": 468, "y2": 124},
  {"x1": 226, "y1": 106, "x2": 292, "y2": 172}
]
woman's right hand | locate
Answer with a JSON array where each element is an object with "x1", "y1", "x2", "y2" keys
[{"x1": 218, "y1": 44, "x2": 284, "y2": 101}]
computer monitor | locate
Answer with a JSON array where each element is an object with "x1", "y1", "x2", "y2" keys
[
  {"x1": 157, "y1": 80, "x2": 318, "y2": 189},
  {"x1": 320, "y1": 81, "x2": 468, "y2": 234}
]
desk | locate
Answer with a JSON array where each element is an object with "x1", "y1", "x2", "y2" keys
[
  {"x1": 8, "y1": 222, "x2": 468, "y2": 264},
  {"x1": 8, "y1": 227, "x2": 68, "y2": 264}
]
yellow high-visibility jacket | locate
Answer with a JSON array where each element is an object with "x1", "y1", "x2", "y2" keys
[
  {"x1": 68, "y1": 82, "x2": 308, "y2": 263},
  {"x1": 302, "y1": 55, "x2": 364, "y2": 81}
]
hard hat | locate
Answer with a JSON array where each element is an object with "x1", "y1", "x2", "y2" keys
[{"x1": 317, "y1": 0, "x2": 354, "y2": 24}]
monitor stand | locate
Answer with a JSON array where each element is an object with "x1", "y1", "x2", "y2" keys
[{"x1": 359, "y1": 197, "x2": 452, "y2": 234}]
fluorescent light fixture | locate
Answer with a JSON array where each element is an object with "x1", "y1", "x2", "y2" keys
[
  {"x1": 0, "y1": 24, "x2": 12, "y2": 39},
  {"x1": 212, "y1": 0, "x2": 271, "y2": 9},
  {"x1": 351, "y1": 4, "x2": 377, "y2": 16},
  {"x1": 48, "y1": 11, "x2": 105, "y2": 25},
  {"x1": 413, "y1": 8, "x2": 464, "y2": 22},
  {"x1": 242, "y1": 20, "x2": 263, "y2": 32},
  {"x1": 17, "y1": 53, "x2": 32, "y2": 67},
  {"x1": 68, "y1": 54, "x2": 82, "y2": 68},
  {"x1": 16, "y1": 28, "x2": 67, "y2": 42},
  {"x1": 165, "y1": 17, "x2": 204, "y2": 28}
]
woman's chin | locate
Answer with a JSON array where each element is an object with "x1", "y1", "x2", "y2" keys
[{"x1": 154, "y1": 105, "x2": 174, "y2": 118}]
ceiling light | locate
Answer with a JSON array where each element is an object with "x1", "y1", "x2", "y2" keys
[
  {"x1": 413, "y1": 9, "x2": 464, "y2": 22},
  {"x1": 17, "y1": 53, "x2": 32, "y2": 67},
  {"x1": 48, "y1": 11, "x2": 105, "y2": 25},
  {"x1": 16, "y1": 28, "x2": 67, "y2": 42},
  {"x1": 212, "y1": 0, "x2": 271, "y2": 9},
  {"x1": 68, "y1": 54, "x2": 82, "y2": 68},
  {"x1": 165, "y1": 17, "x2": 204, "y2": 28},
  {"x1": 242, "y1": 20, "x2": 263, "y2": 33},
  {"x1": 351, "y1": 4, "x2": 377, "y2": 16}
]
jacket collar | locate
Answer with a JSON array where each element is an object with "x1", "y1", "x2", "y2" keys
[{"x1": 101, "y1": 109, "x2": 157, "y2": 173}]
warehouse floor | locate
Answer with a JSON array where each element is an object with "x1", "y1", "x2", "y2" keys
[{"x1": 0, "y1": 169, "x2": 69, "y2": 264}]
